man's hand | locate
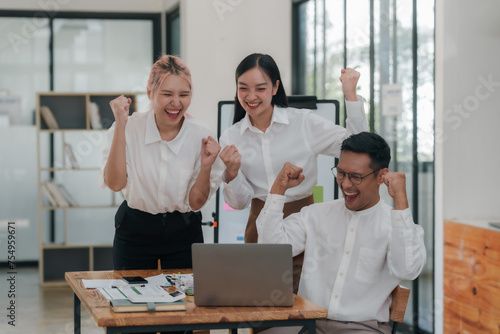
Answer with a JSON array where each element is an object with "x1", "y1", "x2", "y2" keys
[
  {"x1": 383, "y1": 172, "x2": 409, "y2": 210},
  {"x1": 270, "y1": 162, "x2": 305, "y2": 195},
  {"x1": 109, "y1": 95, "x2": 132, "y2": 127},
  {"x1": 340, "y1": 68, "x2": 360, "y2": 101},
  {"x1": 200, "y1": 136, "x2": 221, "y2": 169},
  {"x1": 220, "y1": 144, "x2": 241, "y2": 182}
]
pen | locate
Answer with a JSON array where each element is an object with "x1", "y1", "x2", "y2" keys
[{"x1": 111, "y1": 284, "x2": 146, "y2": 288}]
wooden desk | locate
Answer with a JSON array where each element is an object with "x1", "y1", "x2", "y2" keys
[
  {"x1": 65, "y1": 269, "x2": 327, "y2": 334},
  {"x1": 443, "y1": 220, "x2": 500, "y2": 333}
]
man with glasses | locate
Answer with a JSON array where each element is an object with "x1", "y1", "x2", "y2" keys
[{"x1": 256, "y1": 132, "x2": 425, "y2": 334}]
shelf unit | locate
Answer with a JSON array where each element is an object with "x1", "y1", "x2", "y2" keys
[{"x1": 36, "y1": 92, "x2": 137, "y2": 286}]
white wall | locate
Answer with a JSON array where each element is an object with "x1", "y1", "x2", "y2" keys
[
  {"x1": 435, "y1": 0, "x2": 500, "y2": 332},
  {"x1": 439, "y1": 0, "x2": 500, "y2": 221},
  {"x1": 180, "y1": 0, "x2": 292, "y2": 132}
]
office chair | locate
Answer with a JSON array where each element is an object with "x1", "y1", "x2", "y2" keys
[{"x1": 389, "y1": 285, "x2": 411, "y2": 334}]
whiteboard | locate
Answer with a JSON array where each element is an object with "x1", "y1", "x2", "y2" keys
[{"x1": 215, "y1": 98, "x2": 339, "y2": 243}]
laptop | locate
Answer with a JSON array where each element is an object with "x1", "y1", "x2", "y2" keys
[{"x1": 192, "y1": 243, "x2": 294, "y2": 307}]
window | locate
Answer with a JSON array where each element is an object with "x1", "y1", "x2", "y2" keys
[
  {"x1": 53, "y1": 19, "x2": 154, "y2": 92},
  {"x1": 167, "y1": 7, "x2": 180, "y2": 56},
  {"x1": 0, "y1": 15, "x2": 50, "y2": 124},
  {"x1": 293, "y1": 1, "x2": 435, "y2": 332}
]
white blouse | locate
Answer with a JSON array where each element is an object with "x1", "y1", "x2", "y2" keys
[
  {"x1": 99, "y1": 111, "x2": 224, "y2": 214},
  {"x1": 219, "y1": 96, "x2": 368, "y2": 209}
]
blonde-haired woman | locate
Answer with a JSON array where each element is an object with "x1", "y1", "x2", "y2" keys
[{"x1": 100, "y1": 54, "x2": 223, "y2": 271}]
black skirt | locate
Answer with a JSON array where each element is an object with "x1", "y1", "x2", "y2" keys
[{"x1": 113, "y1": 201, "x2": 204, "y2": 270}]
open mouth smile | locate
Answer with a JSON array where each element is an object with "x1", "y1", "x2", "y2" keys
[
  {"x1": 246, "y1": 102, "x2": 260, "y2": 109},
  {"x1": 165, "y1": 109, "x2": 181, "y2": 119}
]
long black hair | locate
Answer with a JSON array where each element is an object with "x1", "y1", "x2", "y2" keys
[{"x1": 233, "y1": 53, "x2": 288, "y2": 124}]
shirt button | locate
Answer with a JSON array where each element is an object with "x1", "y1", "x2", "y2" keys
[
  {"x1": 334, "y1": 294, "x2": 339, "y2": 299},
  {"x1": 272, "y1": 200, "x2": 277, "y2": 204},
  {"x1": 339, "y1": 272, "x2": 344, "y2": 276},
  {"x1": 345, "y1": 250, "x2": 350, "y2": 255},
  {"x1": 350, "y1": 228, "x2": 355, "y2": 232},
  {"x1": 163, "y1": 214, "x2": 167, "y2": 218}
]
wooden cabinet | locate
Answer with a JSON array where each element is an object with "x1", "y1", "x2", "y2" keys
[
  {"x1": 443, "y1": 220, "x2": 500, "y2": 333},
  {"x1": 36, "y1": 92, "x2": 137, "y2": 286}
]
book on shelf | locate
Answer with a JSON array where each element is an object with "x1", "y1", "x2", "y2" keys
[
  {"x1": 41, "y1": 183, "x2": 57, "y2": 207},
  {"x1": 57, "y1": 184, "x2": 78, "y2": 207},
  {"x1": 64, "y1": 142, "x2": 79, "y2": 169},
  {"x1": 89, "y1": 102, "x2": 102, "y2": 129},
  {"x1": 45, "y1": 181, "x2": 69, "y2": 207},
  {"x1": 40, "y1": 106, "x2": 59, "y2": 129},
  {"x1": 109, "y1": 298, "x2": 187, "y2": 313}
]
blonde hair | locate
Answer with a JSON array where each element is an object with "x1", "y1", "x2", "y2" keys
[{"x1": 147, "y1": 54, "x2": 193, "y2": 99}]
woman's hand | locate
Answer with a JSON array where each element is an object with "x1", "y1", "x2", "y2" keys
[
  {"x1": 220, "y1": 144, "x2": 241, "y2": 182},
  {"x1": 201, "y1": 136, "x2": 221, "y2": 169},
  {"x1": 340, "y1": 68, "x2": 360, "y2": 101},
  {"x1": 109, "y1": 95, "x2": 132, "y2": 127}
]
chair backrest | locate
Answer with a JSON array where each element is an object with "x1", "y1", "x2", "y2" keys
[{"x1": 389, "y1": 285, "x2": 410, "y2": 323}]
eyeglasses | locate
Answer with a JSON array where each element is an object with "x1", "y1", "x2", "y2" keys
[{"x1": 331, "y1": 167, "x2": 381, "y2": 185}]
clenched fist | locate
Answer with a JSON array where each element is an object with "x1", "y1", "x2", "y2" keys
[
  {"x1": 270, "y1": 162, "x2": 305, "y2": 195},
  {"x1": 109, "y1": 95, "x2": 132, "y2": 126},
  {"x1": 220, "y1": 144, "x2": 241, "y2": 182},
  {"x1": 201, "y1": 136, "x2": 221, "y2": 169},
  {"x1": 383, "y1": 172, "x2": 409, "y2": 210},
  {"x1": 340, "y1": 68, "x2": 360, "y2": 101}
]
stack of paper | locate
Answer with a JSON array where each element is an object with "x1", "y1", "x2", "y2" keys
[{"x1": 83, "y1": 275, "x2": 186, "y2": 313}]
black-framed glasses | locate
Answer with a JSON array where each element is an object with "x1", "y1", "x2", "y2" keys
[{"x1": 331, "y1": 167, "x2": 381, "y2": 185}]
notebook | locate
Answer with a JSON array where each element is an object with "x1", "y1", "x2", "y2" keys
[{"x1": 192, "y1": 243, "x2": 294, "y2": 307}]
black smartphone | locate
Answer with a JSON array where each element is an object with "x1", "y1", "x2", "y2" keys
[
  {"x1": 169, "y1": 290, "x2": 182, "y2": 297},
  {"x1": 121, "y1": 276, "x2": 148, "y2": 284}
]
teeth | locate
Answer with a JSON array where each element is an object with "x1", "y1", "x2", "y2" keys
[
  {"x1": 166, "y1": 110, "x2": 180, "y2": 115},
  {"x1": 345, "y1": 192, "x2": 358, "y2": 196},
  {"x1": 247, "y1": 102, "x2": 259, "y2": 107}
]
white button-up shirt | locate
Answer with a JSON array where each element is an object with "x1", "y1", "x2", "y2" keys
[
  {"x1": 257, "y1": 195, "x2": 426, "y2": 322},
  {"x1": 219, "y1": 97, "x2": 367, "y2": 209},
  {"x1": 99, "y1": 111, "x2": 224, "y2": 214}
]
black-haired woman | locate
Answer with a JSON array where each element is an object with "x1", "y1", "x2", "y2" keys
[{"x1": 219, "y1": 53, "x2": 368, "y2": 293}]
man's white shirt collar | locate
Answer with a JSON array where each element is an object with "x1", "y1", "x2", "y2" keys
[{"x1": 345, "y1": 199, "x2": 384, "y2": 216}]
